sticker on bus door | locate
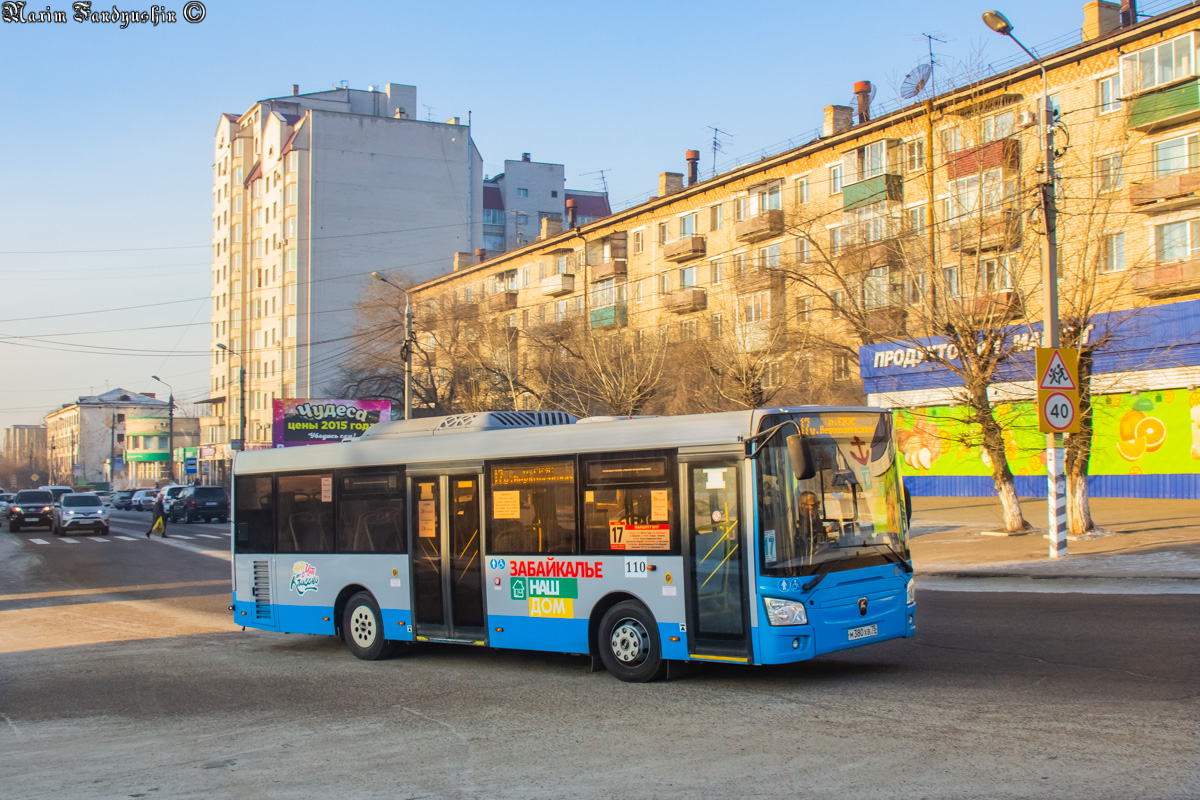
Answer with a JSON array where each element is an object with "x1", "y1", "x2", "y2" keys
[{"x1": 609, "y1": 522, "x2": 670, "y2": 551}]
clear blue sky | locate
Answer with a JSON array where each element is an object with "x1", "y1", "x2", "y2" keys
[{"x1": 0, "y1": 0, "x2": 1169, "y2": 430}]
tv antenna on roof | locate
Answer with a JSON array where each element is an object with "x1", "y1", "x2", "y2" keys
[
  {"x1": 581, "y1": 169, "x2": 610, "y2": 194},
  {"x1": 900, "y1": 62, "x2": 933, "y2": 99},
  {"x1": 423, "y1": 104, "x2": 435, "y2": 121},
  {"x1": 707, "y1": 126, "x2": 732, "y2": 178}
]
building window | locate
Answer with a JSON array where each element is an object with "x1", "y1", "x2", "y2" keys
[
  {"x1": 517, "y1": 188, "x2": 528, "y2": 197},
  {"x1": 284, "y1": 216, "x2": 297, "y2": 238},
  {"x1": 983, "y1": 257, "x2": 1014, "y2": 293},
  {"x1": 797, "y1": 297, "x2": 812, "y2": 323},
  {"x1": 905, "y1": 204, "x2": 927, "y2": 235},
  {"x1": 1121, "y1": 32, "x2": 1195, "y2": 95},
  {"x1": 286, "y1": 249, "x2": 297, "y2": 271},
  {"x1": 832, "y1": 355, "x2": 852, "y2": 382},
  {"x1": 1101, "y1": 233, "x2": 1126, "y2": 273},
  {"x1": 796, "y1": 177, "x2": 810, "y2": 204},
  {"x1": 710, "y1": 313, "x2": 723, "y2": 338},
  {"x1": 905, "y1": 140, "x2": 925, "y2": 172},
  {"x1": 758, "y1": 243, "x2": 781, "y2": 270},
  {"x1": 941, "y1": 265, "x2": 960, "y2": 297},
  {"x1": 733, "y1": 252, "x2": 748, "y2": 277},
  {"x1": 484, "y1": 234, "x2": 504, "y2": 251},
  {"x1": 829, "y1": 164, "x2": 843, "y2": 195},
  {"x1": 755, "y1": 184, "x2": 782, "y2": 213},
  {"x1": 858, "y1": 141, "x2": 886, "y2": 180},
  {"x1": 551, "y1": 190, "x2": 558, "y2": 197},
  {"x1": 734, "y1": 197, "x2": 748, "y2": 221},
  {"x1": 633, "y1": 230, "x2": 644, "y2": 254},
  {"x1": 1153, "y1": 134, "x2": 1199, "y2": 178},
  {"x1": 796, "y1": 238, "x2": 811, "y2": 263},
  {"x1": 710, "y1": 258, "x2": 723, "y2": 284},
  {"x1": 591, "y1": 277, "x2": 624, "y2": 308},
  {"x1": 680, "y1": 319, "x2": 698, "y2": 341},
  {"x1": 1097, "y1": 154, "x2": 1123, "y2": 192},
  {"x1": 284, "y1": 184, "x2": 297, "y2": 206},
  {"x1": 740, "y1": 291, "x2": 769, "y2": 324},
  {"x1": 1155, "y1": 219, "x2": 1200, "y2": 261},
  {"x1": 658, "y1": 272, "x2": 671, "y2": 295},
  {"x1": 658, "y1": 221, "x2": 670, "y2": 245},
  {"x1": 829, "y1": 226, "x2": 845, "y2": 256},
  {"x1": 709, "y1": 204, "x2": 722, "y2": 230},
  {"x1": 679, "y1": 266, "x2": 697, "y2": 288},
  {"x1": 981, "y1": 111, "x2": 1015, "y2": 143},
  {"x1": 493, "y1": 269, "x2": 518, "y2": 293},
  {"x1": 863, "y1": 266, "x2": 889, "y2": 310},
  {"x1": 1097, "y1": 75, "x2": 1122, "y2": 114},
  {"x1": 482, "y1": 208, "x2": 505, "y2": 225},
  {"x1": 680, "y1": 213, "x2": 697, "y2": 237}
]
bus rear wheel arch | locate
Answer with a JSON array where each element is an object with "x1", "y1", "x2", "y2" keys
[
  {"x1": 340, "y1": 590, "x2": 397, "y2": 661},
  {"x1": 596, "y1": 599, "x2": 668, "y2": 682}
]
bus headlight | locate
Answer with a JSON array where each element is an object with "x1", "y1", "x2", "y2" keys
[
  {"x1": 907, "y1": 578, "x2": 915, "y2": 606},
  {"x1": 763, "y1": 597, "x2": 808, "y2": 626}
]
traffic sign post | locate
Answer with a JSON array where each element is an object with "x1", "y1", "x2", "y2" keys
[{"x1": 1035, "y1": 347, "x2": 1079, "y2": 558}]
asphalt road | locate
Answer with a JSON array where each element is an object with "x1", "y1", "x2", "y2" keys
[{"x1": 1, "y1": 514, "x2": 1197, "y2": 800}]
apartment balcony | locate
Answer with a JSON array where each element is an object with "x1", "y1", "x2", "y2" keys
[
  {"x1": 1133, "y1": 259, "x2": 1200, "y2": 298},
  {"x1": 591, "y1": 259, "x2": 627, "y2": 282},
  {"x1": 589, "y1": 303, "x2": 628, "y2": 329},
  {"x1": 945, "y1": 139, "x2": 1020, "y2": 181},
  {"x1": 735, "y1": 266, "x2": 784, "y2": 293},
  {"x1": 734, "y1": 209, "x2": 785, "y2": 243},
  {"x1": 664, "y1": 288, "x2": 707, "y2": 314},
  {"x1": 836, "y1": 237, "x2": 902, "y2": 270},
  {"x1": 487, "y1": 291, "x2": 518, "y2": 313},
  {"x1": 663, "y1": 236, "x2": 706, "y2": 263},
  {"x1": 968, "y1": 290, "x2": 1024, "y2": 322},
  {"x1": 863, "y1": 306, "x2": 907, "y2": 336},
  {"x1": 842, "y1": 173, "x2": 904, "y2": 211},
  {"x1": 949, "y1": 212, "x2": 1022, "y2": 253},
  {"x1": 1127, "y1": 77, "x2": 1200, "y2": 132},
  {"x1": 540, "y1": 272, "x2": 575, "y2": 297},
  {"x1": 1129, "y1": 171, "x2": 1200, "y2": 212}
]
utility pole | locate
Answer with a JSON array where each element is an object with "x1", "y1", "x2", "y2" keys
[
  {"x1": 152, "y1": 376, "x2": 175, "y2": 484},
  {"x1": 984, "y1": 10, "x2": 1068, "y2": 557},
  {"x1": 372, "y1": 272, "x2": 415, "y2": 420}
]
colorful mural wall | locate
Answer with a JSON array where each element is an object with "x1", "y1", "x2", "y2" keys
[{"x1": 895, "y1": 389, "x2": 1200, "y2": 498}]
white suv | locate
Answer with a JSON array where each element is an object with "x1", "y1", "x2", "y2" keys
[
  {"x1": 52, "y1": 493, "x2": 110, "y2": 536},
  {"x1": 132, "y1": 489, "x2": 157, "y2": 511}
]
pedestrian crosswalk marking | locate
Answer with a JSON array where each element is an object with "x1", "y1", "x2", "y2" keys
[
  {"x1": 116, "y1": 536, "x2": 137, "y2": 541},
  {"x1": 171, "y1": 535, "x2": 195, "y2": 540},
  {"x1": 60, "y1": 538, "x2": 79, "y2": 543},
  {"x1": 30, "y1": 538, "x2": 48, "y2": 545},
  {"x1": 197, "y1": 534, "x2": 222, "y2": 539},
  {"x1": 91, "y1": 536, "x2": 110, "y2": 542}
]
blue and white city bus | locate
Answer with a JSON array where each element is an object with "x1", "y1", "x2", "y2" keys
[{"x1": 230, "y1": 407, "x2": 915, "y2": 682}]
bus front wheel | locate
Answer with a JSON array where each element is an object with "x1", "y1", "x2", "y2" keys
[
  {"x1": 342, "y1": 591, "x2": 396, "y2": 661},
  {"x1": 598, "y1": 601, "x2": 667, "y2": 682}
]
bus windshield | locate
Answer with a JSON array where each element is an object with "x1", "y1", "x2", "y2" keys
[{"x1": 756, "y1": 411, "x2": 907, "y2": 577}]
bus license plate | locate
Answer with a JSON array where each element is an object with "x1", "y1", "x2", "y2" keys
[{"x1": 848, "y1": 623, "x2": 878, "y2": 641}]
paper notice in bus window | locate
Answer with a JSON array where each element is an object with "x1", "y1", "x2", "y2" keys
[
  {"x1": 585, "y1": 490, "x2": 594, "y2": 503},
  {"x1": 650, "y1": 490, "x2": 668, "y2": 522},
  {"x1": 321, "y1": 476, "x2": 332, "y2": 503},
  {"x1": 419, "y1": 482, "x2": 434, "y2": 501},
  {"x1": 609, "y1": 523, "x2": 670, "y2": 551},
  {"x1": 704, "y1": 469, "x2": 726, "y2": 489},
  {"x1": 492, "y1": 490, "x2": 520, "y2": 520},
  {"x1": 418, "y1": 500, "x2": 436, "y2": 537}
]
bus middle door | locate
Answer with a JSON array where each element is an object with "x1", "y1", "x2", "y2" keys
[{"x1": 411, "y1": 473, "x2": 486, "y2": 643}]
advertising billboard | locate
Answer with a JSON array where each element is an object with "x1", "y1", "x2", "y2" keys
[{"x1": 272, "y1": 399, "x2": 392, "y2": 447}]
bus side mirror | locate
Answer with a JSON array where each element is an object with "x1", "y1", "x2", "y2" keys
[{"x1": 787, "y1": 435, "x2": 815, "y2": 480}]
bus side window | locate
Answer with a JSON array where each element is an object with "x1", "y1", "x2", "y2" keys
[
  {"x1": 234, "y1": 474, "x2": 274, "y2": 554},
  {"x1": 276, "y1": 473, "x2": 334, "y2": 554},
  {"x1": 488, "y1": 459, "x2": 577, "y2": 555},
  {"x1": 338, "y1": 469, "x2": 406, "y2": 554},
  {"x1": 581, "y1": 453, "x2": 677, "y2": 555}
]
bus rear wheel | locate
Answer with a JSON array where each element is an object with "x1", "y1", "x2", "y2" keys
[
  {"x1": 598, "y1": 601, "x2": 667, "y2": 682},
  {"x1": 342, "y1": 591, "x2": 396, "y2": 661}
]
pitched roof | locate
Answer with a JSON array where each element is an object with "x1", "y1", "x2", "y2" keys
[
  {"x1": 565, "y1": 192, "x2": 610, "y2": 218},
  {"x1": 483, "y1": 186, "x2": 504, "y2": 211}
]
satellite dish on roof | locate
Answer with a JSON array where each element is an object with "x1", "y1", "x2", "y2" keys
[{"x1": 901, "y1": 62, "x2": 933, "y2": 99}]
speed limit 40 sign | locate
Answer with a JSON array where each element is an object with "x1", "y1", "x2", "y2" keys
[{"x1": 1036, "y1": 348, "x2": 1080, "y2": 433}]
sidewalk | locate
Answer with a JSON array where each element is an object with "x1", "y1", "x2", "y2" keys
[{"x1": 907, "y1": 496, "x2": 1200, "y2": 581}]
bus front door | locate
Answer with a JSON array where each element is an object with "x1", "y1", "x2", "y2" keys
[
  {"x1": 411, "y1": 474, "x2": 486, "y2": 643},
  {"x1": 683, "y1": 462, "x2": 749, "y2": 659}
]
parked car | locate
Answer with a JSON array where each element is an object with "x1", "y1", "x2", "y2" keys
[
  {"x1": 8, "y1": 489, "x2": 55, "y2": 531},
  {"x1": 169, "y1": 485, "x2": 230, "y2": 523},
  {"x1": 131, "y1": 489, "x2": 158, "y2": 511},
  {"x1": 93, "y1": 491, "x2": 114, "y2": 507},
  {"x1": 39, "y1": 485, "x2": 74, "y2": 502},
  {"x1": 0, "y1": 493, "x2": 14, "y2": 518},
  {"x1": 112, "y1": 490, "x2": 136, "y2": 510},
  {"x1": 158, "y1": 485, "x2": 187, "y2": 515},
  {"x1": 52, "y1": 493, "x2": 110, "y2": 536}
]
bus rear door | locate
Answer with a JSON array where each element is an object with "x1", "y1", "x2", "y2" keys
[{"x1": 410, "y1": 473, "x2": 486, "y2": 643}]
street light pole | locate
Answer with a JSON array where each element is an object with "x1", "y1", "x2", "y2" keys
[
  {"x1": 151, "y1": 375, "x2": 174, "y2": 484},
  {"x1": 217, "y1": 344, "x2": 247, "y2": 451},
  {"x1": 372, "y1": 271, "x2": 415, "y2": 420},
  {"x1": 984, "y1": 10, "x2": 1067, "y2": 558}
]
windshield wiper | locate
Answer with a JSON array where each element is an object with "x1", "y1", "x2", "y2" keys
[
  {"x1": 802, "y1": 554, "x2": 859, "y2": 593},
  {"x1": 863, "y1": 544, "x2": 913, "y2": 573}
]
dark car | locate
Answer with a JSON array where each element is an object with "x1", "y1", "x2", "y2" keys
[
  {"x1": 8, "y1": 489, "x2": 55, "y2": 532},
  {"x1": 112, "y1": 490, "x2": 136, "y2": 510},
  {"x1": 170, "y1": 485, "x2": 230, "y2": 524}
]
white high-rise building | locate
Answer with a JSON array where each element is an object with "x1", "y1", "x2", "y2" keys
[{"x1": 203, "y1": 83, "x2": 483, "y2": 480}]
